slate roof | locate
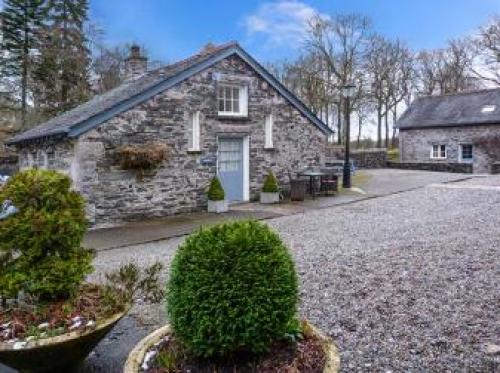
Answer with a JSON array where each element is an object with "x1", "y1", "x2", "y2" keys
[
  {"x1": 397, "y1": 88, "x2": 500, "y2": 130},
  {"x1": 8, "y1": 42, "x2": 331, "y2": 144}
]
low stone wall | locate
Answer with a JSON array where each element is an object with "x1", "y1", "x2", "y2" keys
[
  {"x1": 350, "y1": 149, "x2": 387, "y2": 169},
  {"x1": 325, "y1": 148, "x2": 388, "y2": 169},
  {"x1": 0, "y1": 154, "x2": 18, "y2": 175},
  {"x1": 387, "y1": 161, "x2": 473, "y2": 174},
  {"x1": 491, "y1": 162, "x2": 500, "y2": 175}
]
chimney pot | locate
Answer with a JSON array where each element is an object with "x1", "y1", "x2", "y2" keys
[{"x1": 125, "y1": 45, "x2": 148, "y2": 79}]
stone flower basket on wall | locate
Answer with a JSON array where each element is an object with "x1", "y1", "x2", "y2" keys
[
  {"x1": 118, "y1": 143, "x2": 169, "y2": 180},
  {"x1": 207, "y1": 177, "x2": 228, "y2": 213},
  {"x1": 123, "y1": 320, "x2": 340, "y2": 373},
  {"x1": 0, "y1": 310, "x2": 128, "y2": 373}
]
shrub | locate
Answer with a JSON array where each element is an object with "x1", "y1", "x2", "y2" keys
[
  {"x1": 0, "y1": 169, "x2": 94, "y2": 300},
  {"x1": 207, "y1": 177, "x2": 225, "y2": 201},
  {"x1": 261, "y1": 170, "x2": 279, "y2": 193},
  {"x1": 166, "y1": 220, "x2": 298, "y2": 359}
]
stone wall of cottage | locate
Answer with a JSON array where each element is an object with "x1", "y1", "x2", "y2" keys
[
  {"x1": 67, "y1": 55, "x2": 327, "y2": 226},
  {"x1": 399, "y1": 126, "x2": 500, "y2": 173}
]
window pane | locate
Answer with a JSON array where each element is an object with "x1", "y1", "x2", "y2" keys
[
  {"x1": 462, "y1": 144, "x2": 473, "y2": 159},
  {"x1": 233, "y1": 99, "x2": 239, "y2": 113},
  {"x1": 219, "y1": 98, "x2": 224, "y2": 112},
  {"x1": 440, "y1": 145, "x2": 446, "y2": 158},
  {"x1": 232, "y1": 87, "x2": 240, "y2": 101},
  {"x1": 225, "y1": 86, "x2": 232, "y2": 99}
]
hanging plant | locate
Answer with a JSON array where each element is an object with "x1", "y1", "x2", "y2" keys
[{"x1": 118, "y1": 143, "x2": 169, "y2": 179}]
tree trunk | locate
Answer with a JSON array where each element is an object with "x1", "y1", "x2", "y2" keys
[
  {"x1": 377, "y1": 108, "x2": 382, "y2": 148},
  {"x1": 337, "y1": 102, "x2": 342, "y2": 145},
  {"x1": 385, "y1": 111, "x2": 389, "y2": 148},
  {"x1": 391, "y1": 107, "x2": 398, "y2": 148},
  {"x1": 357, "y1": 116, "x2": 362, "y2": 148},
  {"x1": 21, "y1": 8, "x2": 29, "y2": 129}
]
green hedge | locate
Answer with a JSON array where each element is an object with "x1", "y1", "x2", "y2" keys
[
  {"x1": 166, "y1": 220, "x2": 298, "y2": 358},
  {"x1": 0, "y1": 169, "x2": 93, "y2": 300}
]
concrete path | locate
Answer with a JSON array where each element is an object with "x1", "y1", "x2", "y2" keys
[{"x1": 84, "y1": 169, "x2": 473, "y2": 251}]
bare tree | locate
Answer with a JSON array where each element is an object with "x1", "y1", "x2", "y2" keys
[
  {"x1": 365, "y1": 35, "x2": 392, "y2": 148},
  {"x1": 473, "y1": 16, "x2": 500, "y2": 85},
  {"x1": 306, "y1": 13, "x2": 372, "y2": 144},
  {"x1": 416, "y1": 38, "x2": 477, "y2": 95},
  {"x1": 387, "y1": 41, "x2": 414, "y2": 147}
]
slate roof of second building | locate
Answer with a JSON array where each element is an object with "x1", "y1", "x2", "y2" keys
[
  {"x1": 397, "y1": 88, "x2": 500, "y2": 130},
  {"x1": 8, "y1": 42, "x2": 331, "y2": 144}
]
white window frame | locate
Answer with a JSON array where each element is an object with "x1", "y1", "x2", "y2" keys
[
  {"x1": 264, "y1": 113, "x2": 274, "y2": 149},
  {"x1": 430, "y1": 144, "x2": 447, "y2": 159},
  {"x1": 35, "y1": 150, "x2": 48, "y2": 169},
  {"x1": 217, "y1": 84, "x2": 248, "y2": 117},
  {"x1": 189, "y1": 111, "x2": 201, "y2": 152},
  {"x1": 459, "y1": 144, "x2": 473, "y2": 163}
]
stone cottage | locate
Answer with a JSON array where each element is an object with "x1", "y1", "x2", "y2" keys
[
  {"x1": 7, "y1": 42, "x2": 332, "y2": 226},
  {"x1": 398, "y1": 88, "x2": 500, "y2": 173}
]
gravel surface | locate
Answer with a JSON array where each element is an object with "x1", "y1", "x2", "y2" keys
[{"x1": 86, "y1": 181, "x2": 500, "y2": 372}]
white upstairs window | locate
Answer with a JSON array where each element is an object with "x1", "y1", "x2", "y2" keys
[
  {"x1": 218, "y1": 84, "x2": 248, "y2": 117},
  {"x1": 265, "y1": 114, "x2": 274, "y2": 149},
  {"x1": 189, "y1": 111, "x2": 201, "y2": 151}
]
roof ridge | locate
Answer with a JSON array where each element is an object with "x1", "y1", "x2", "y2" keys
[
  {"x1": 417, "y1": 87, "x2": 500, "y2": 99},
  {"x1": 8, "y1": 41, "x2": 330, "y2": 144}
]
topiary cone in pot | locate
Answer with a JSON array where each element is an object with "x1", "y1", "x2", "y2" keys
[
  {"x1": 207, "y1": 176, "x2": 228, "y2": 213},
  {"x1": 260, "y1": 170, "x2": 280, "y2": 204}
]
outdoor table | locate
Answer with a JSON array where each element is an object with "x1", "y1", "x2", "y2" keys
[{"x1": 297, "y1": 170, "x2": 326, "y2": 199}]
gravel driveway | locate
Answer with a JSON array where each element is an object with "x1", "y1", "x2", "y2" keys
[{"x1": 84, "y1": 179, "x2": 500, "y2": 371}]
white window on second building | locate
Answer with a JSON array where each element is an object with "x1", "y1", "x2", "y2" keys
[
  {"x1": 460, "y1": 144, "x2": 473, "y2": 162},
  {"x1": 264, "y1": 114, "x2": 274, "y2": 149},
  {"x1": 34, "y1": 150, "x2": 48, "y2": 168},
  {"x1": 431, "y1": 144, "x2": 447, "y2": 159},
  {"x1": 188, "y1": 111, "x2": 201, "y2": 151},
  {"x1": 217, "y1": 84, "x2": 248, "y2": 117}
]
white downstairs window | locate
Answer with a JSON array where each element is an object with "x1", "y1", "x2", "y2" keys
[
  {"x1": 189, "y1": 111, "x2": 201, "y2": 152},
  {"x1": 265, "y1": 114, "x2": 274, "y2": 149},
  {"x1": 217, "y1": 84, "x2": 248, "y2": 117},
  {"x1": 431, "y1": 144, "x2": 447, "y2": 159}
]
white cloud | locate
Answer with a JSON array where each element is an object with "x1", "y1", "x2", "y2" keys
[{"x1": 243, "y1": 1, "x2": 326, "y2": 47}]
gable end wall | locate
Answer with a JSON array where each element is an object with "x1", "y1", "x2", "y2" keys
[{"x1": 61, "y1": 55, "x2": 327, "y2": 226}]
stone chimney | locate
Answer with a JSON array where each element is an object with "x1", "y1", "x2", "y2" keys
[{"x1": 125, "y1": 45, "x2": 148, "y2": 79}]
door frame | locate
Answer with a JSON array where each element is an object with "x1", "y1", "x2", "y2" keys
[{"x1": 217, "y1": 135, "x2": 250, "y2": 202}]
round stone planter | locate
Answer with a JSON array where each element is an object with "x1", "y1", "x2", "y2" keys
[
  {"x1": 124, "y1": 320, "x2": 340, "y2": 373},
  {"x1": 207, "y1": 199, "x2": 228, "y2": 213},
  {"x1": 260, "y1": 192, "x2": 280, "y2": 204},
  {"x1": 0, "y1": 310, "x2": 127, "y2": 373}
]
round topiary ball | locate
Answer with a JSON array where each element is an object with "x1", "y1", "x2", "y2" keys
[
  {"x1": 166, "y1": 220, "x2": 298, "y2": 359},
  {"x1": 0, "y1": 169, "x2": 93, "y2": 300}
]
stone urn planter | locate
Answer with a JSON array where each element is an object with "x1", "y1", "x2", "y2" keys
[
  {"x1": 0, "y1": 310, "x2": 127, "y2": 373},
  {"x1": 207, "y1": 199, "x2": 228, "y2": 213},
  {"x1": 260, "y1": 192, "x2": 279, "y2": 204},
  {"x1": 123, "y1": 320, "x2": 340, "y2": 373}
]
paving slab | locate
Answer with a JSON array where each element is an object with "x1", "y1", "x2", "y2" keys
[
  {"x1": 84, "y1": 169, "x2": 474, "y2": 251},
  {"x1": 84, "y1": 209, "x2": 280, "y2": 251}
]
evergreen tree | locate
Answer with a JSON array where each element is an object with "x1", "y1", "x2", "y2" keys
[
  {"x1": 1, "y1": 0, "x2": 46, "y2": 128},
  {"x1": 34, "y1": 0, "x2": 90, "y2": 116}
]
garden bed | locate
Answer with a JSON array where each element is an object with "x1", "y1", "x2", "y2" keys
[
  {"x1": 126, "y1": 321, "x2": 339, "y2": 373},
  {"x1": 0, "y1": 283, "x2": 127, "y2": 344}
]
